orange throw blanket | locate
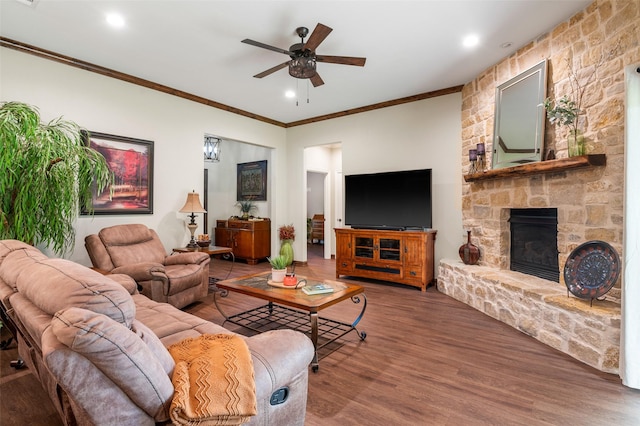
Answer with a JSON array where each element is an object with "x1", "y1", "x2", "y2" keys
[{"x1": 168, "y1": 334, "x2": 257, "y2": 425}]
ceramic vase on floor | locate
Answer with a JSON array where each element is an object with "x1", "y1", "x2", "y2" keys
[
  {"x1": 459, "y1": 230, "x2": 480, "y2": 265},
  {"x1": 280, "y1": 239, "x2": 294, "y2": 266}
]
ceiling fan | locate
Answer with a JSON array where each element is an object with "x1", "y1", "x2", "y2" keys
[{"x1": 241, "y1": 23, "x2": 366, "y2": 87}]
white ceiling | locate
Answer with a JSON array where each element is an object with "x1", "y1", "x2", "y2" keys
[{"x1": 1, "y1": 0, "x2": 591, "y2": 125}]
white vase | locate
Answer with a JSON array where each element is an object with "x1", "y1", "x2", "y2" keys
[{"x1": 271, "y1": 268, "x2": 286, "y2": 283}]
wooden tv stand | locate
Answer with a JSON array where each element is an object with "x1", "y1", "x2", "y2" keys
[{"x1": 335, "y1": 227, "x2": 437, "y2": 292}]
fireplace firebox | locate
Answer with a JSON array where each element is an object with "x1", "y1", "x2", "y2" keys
[{"x1": 509, "y1": 208, "x2": 559, "y2": 282}]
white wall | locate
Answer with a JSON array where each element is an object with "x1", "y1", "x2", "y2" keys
[
  {"x1": 205, "y1": 139, "x2": 273, "y2": 237},
  {"x1": 621, "y1": 63, "x2": 640, "y2": 389},
  {"x1": 2, "y1": 47, "x2": 463, "y2": 270},
  {"x1": 287, "y1": 93, "x2": 463, "y2": 272},
  {"x1": 1, "y1": 47, "x2": 287, "y2": 265}
]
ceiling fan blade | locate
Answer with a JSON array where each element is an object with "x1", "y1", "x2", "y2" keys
[
  {"x1": 310, "y1": 72, "x2": 325, "y2": 87},
  {"x1": 253, "y1": 61, "x2": 290, "y2": 78},
  {"x1": 316, "y1": 55, "x2": 367, "y2": 67},
  {"x1": 303, "y1": 23, "x2": 332, "y2": 52},
  {"x1": 241, "y1": 39, "x2": 293, "y2": 56}
]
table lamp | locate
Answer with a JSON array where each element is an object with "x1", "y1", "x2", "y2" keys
[{"x1": 179, "y1": 191, "x2": 207, "y2": 248}]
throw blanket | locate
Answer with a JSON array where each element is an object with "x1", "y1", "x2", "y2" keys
[{"x1": 168, "y1": 334, "x2": 257, "y2": 426}]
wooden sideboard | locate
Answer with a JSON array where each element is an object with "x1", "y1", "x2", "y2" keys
[
  {"x1": 335, "y1": 227, "x2": 437, "y2": 292},
  {"x1": 215, "y1": 218, "x2": 270, "y2": 264}
]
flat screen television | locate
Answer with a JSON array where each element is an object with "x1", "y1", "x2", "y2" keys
[{"x1": 344, "y1": 168, "x2": 432, "y2": 230}]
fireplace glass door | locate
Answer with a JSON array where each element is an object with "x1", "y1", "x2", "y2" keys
[{"x1": 509, "y1": 208, "x2": 559, "y2": 282}]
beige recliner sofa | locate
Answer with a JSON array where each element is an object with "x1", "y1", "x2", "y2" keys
[
  {"x1": 85, "y1": 224, "x2": 210, "y2": 309},
  {"x1": 0, "y1": 239, "x2": 314, "y2": 425}
]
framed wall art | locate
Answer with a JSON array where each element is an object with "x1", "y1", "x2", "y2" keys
[
  {"x1": 82, "y1": 131, "x2": 154, "y2": 214},
  {"x1": 237, "y1": 160, "x2": 267, "y2": 201}
]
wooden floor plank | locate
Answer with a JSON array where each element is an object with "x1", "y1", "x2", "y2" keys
[{"x1": 1, "y1": 244, "x2": 639, "y2": 425}]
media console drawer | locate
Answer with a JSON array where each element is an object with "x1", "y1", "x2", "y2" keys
[{"x1": 335, "y1": 227, "x2": 436, "y2": 292}]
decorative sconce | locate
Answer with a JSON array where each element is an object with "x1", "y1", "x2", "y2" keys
[
  {"x1": 204, "y1": 136, "x2": 221, "y2": 162},
  {"x1": 468, "y1": 149, "x2": 478, "y2": 174},
  {"x1": 179, "y1": 191, "x2": 207, "y2": 248},
  {"x1": 476, "y1": 143, "x2": 486, "y2": 172}
]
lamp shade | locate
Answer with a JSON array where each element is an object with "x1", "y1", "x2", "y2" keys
[{"x1": 179, "y1": 191, "x2": 206, "y2": 213}]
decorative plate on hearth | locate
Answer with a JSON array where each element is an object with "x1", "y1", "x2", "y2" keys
[{"x1": 564, "y1": 240, "x2": 620, "y2": 300}]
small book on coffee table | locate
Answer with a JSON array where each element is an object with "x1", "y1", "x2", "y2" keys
[{"x1": 301, "y1": 283, "x2": 334, "y2": 295}]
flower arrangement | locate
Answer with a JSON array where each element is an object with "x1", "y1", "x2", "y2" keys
[
  {"x1": 543, "y1": 95, "x2": 580, "y2": 134},
  {"x1": 279, "y1": 224, "x2": 295, "y2": 241}
]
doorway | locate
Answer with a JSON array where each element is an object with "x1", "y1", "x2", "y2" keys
[{"x1": 307, "y1": 170, "x2": 327, "y2": 259}]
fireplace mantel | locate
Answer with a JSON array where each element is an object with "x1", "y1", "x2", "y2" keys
[{"x1": 464, "y1": 154, "x2": 606, "y2": 182}]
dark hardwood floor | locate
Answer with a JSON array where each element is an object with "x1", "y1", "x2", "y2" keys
[{"x1": 2, "y1": 243, "x2": 639, "y2": 425}]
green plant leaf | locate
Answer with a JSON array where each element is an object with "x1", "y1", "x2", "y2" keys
[{"x1": 0, "y1": 102, "x2": 113, "y2": 254}]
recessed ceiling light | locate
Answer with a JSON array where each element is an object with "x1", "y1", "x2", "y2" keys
[
  {"x1": 463, "y1": 34, "x2": 479, "y2": 48},
  {"x1": 106, "y1": 13, "x2": 125, "y2": 28},
  {"x1": 14, "y1": 0, "x2": 39, "y2": 7},
  {"x1": 285, "y1": 90, "x2": 296, "y2": 98}
]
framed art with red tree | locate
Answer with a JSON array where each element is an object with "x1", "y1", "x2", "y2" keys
[{"x1": 82, "y1": 131, "x2": 154, "y2": 214}]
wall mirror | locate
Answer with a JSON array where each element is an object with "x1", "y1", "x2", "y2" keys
[{"x1": 492, "y1": 59, "x2": 547, "y2": 169}]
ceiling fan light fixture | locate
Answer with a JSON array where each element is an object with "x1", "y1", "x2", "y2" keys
[{"x1": 289, "y1": 56, "x2": 316, "y2": 79}]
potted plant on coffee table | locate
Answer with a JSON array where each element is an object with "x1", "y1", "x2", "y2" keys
[
  {"x1": 0, "y1": 102, "x2": 112, "y2": 254},
  {"x1": 267, "y1": 255, "x2": 288, "y2": 283}
]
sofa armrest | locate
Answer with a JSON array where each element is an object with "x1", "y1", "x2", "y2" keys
[
  {"x1": 246, "y1": 330, "x2": 314, "y2": 392},
  {"x1": 107, "y1": 274, "x2": 139, "y2": 295},
  {"x1": 111, "y1": 263, "x2": 167, "y2": 282},
  {"x1": 164, "y1": 252, "x2": 209, "y2": 266}
]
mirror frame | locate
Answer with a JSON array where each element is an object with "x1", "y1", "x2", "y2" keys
[{"x1": 492, "y1": 59, "x2": 547, "y2": 169}]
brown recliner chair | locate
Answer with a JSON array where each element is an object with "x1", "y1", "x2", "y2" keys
[{"x1": 85, "y1": 224, "x2": 210, "y2": 309}]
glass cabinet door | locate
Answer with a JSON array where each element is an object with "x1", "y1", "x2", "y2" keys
[
  {"x1": 354, "y1": 237, "x2": 374, "y2": 258},
  {"x1": 379, "y1": 238, "x2": 401, "y2": 261}
]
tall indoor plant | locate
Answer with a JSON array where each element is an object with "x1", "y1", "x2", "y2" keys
[{"x1": 0, "y1": 102, "x2": 112, "y2": 254}]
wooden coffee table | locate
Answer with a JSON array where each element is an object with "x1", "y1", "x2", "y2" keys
[{"x1": 214, "y1": 271, "x2": 367, "y2": 372}]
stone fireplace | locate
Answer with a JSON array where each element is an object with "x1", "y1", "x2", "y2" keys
[{"x1": 436, "y1": 1, "x2": 634, "y2": 375}]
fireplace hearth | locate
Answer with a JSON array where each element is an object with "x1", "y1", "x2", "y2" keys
[{"x1": 509, "y1": 208, "x2": 559, "y2": 282}]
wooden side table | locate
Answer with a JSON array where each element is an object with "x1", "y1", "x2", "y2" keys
[
  {"x1": 173, "y1": 245, "x2": 233, "y2": 257},
  {"x1": 172, "y1": 245, "x2": 235, "y2": 283}
]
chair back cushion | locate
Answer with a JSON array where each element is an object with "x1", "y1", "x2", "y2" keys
[
  {"x1": 15, "y1": 258, "x2": 135, "y2": 327},
  {"x1": 85, "y1": 234, "x2": 115, "y2": 271},
  {"x1": 98, "y1": 224, "x2": 167, "y2": 268}
]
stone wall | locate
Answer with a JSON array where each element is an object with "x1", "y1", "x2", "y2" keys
[
  {"x1": 441, "y1": 0, "x2": 639, "y2": 373},
  {"x1": 461, "y1": 0, "x2": 639, "y2": 278}
]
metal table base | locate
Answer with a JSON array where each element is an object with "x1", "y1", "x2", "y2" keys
[{"x1": 214, "y1": 293, "x2": 367, "y2": 372}]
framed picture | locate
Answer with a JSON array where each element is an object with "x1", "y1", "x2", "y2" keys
[
  {"x1": 82, "y1": 131, "x2": 154, "y2": 215},
  {"x1": 237, "y1": 160, "x2": 267, "y2": 201}
]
